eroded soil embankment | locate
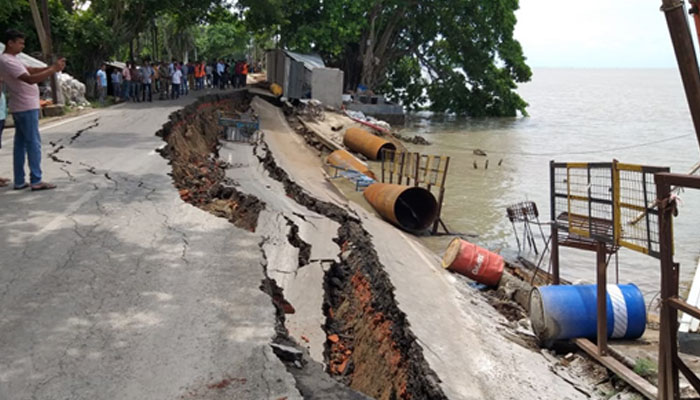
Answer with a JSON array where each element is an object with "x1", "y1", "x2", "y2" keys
[
  {"x1": 156, "y1": 92, "x2": 264, "y2": 231},
  {"x1": 256, "y1": 143, "x2": 447, "y2": 400},
  {"x1": 157, "y1": 91, "x2": 446, "y2": 399}
]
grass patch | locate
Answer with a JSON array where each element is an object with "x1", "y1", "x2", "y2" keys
[{"x1": 633, "y1": 357, "x2": 657, "y2": 379}]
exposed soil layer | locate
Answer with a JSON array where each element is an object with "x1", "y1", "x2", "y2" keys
[
  {"x1": 156, "y1": 92, "x2": 264, "y2": 232},
  {"x1": 284, "y1": 216, "x2": 312, "y2": 267},
  {"x1": 255, "y1": 142, "x2": 447, "y2": 400}
]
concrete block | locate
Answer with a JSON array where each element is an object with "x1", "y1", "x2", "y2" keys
[{"x1": 311, "y1": 68, "x2": 343, "y2": 109}]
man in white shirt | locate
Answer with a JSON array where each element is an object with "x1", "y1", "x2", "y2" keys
[
  {"x1": 96, "y1": 64, "x2": 107, "y2": 106},
  {"x1": 171, "y1": 63, "x2": 182, "y2": 99},
  {"x1": 216, "y1": 60, "x2": 225, "y2": 89},
  {"x1": 110, "y1": 68, "x2": 122, "y2": 101},
  {"x1": 141, "y1": 60, "x2": 153, "y2": 102}
]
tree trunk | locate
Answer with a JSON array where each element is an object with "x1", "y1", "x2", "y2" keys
[
  {"x1": 152, "y1": 21, "x2": 158, "y2": 61},
  {"x1": 360, "y1": 6, "x2": 379, "y2": 90},
  {"x1": 28, "y1": 0, "x2": 61, "y2": 104}
]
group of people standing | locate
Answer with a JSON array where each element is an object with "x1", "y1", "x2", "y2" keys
[
  {"x1": 99, "y1": 58, "x2": 253, "y2": 105},
  {"x1": 213, "y1": 60, "x2": 251, "y2": 90},
  {"x1": 97, "y1": 59, "x2": 204, "y2": 104}
]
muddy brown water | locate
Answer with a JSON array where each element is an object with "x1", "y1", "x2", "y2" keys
[{"x1": 399, "y1": 68, "x2": 700, "y2": 303}]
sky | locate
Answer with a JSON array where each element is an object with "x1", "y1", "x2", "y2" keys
[{"x1": 514, "y1": 0, "x2": 689, "y2": 68}]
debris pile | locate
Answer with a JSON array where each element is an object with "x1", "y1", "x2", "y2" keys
[{"x1": 393, "y1": 133, "x2": 431, "y2": 145}]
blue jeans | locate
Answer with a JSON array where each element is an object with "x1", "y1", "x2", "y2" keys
[
  {"x1": 13, "y1": 109, "x2": 42, "y2": 186},
  {"x1": 122, "y1": 80, "x2": 131, "y2": 100},
  {"x1": 142, "y1": 83, "x2": 152, "y2": 102},
  {"x1": 181, "y1": 79, "x2": 188, "y2": 95}
]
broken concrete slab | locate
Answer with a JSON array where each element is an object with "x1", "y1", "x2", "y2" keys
[
  {"x1": 219, "y1": 140, "x2": 337, "y2": 364},
  {"x1": 284, "y1": 261, "x2": 327, "y2": 362}
]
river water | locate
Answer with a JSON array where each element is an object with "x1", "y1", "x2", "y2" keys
[{"x1": 400, "y1": 68, "x2": 700, "y2": 301}]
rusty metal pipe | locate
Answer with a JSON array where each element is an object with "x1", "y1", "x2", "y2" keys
[
  {"x1": 326, "y1": 149, "x2": 377, "y2": 179},
  {"x1": 343, "y1": 127, "x2": 396, "y2": 160},
  {"x1": 363, "y1": 183, "x2": 438, "y2": 231},
  {"x1": 662, "y1": 0, "x2": 700, "y2": 153}
]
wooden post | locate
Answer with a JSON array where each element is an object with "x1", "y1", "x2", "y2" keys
[
  {"x1": 549, "y1": 160, "x2": 560, "y2": 284},
  {"x1": 596, "y1": 241, "x2": 608, "y2": 356},
  {"x1": 28, "y1": 0, "x2": 59, "y2": 104},
  {"x1": 414, "y1": 153, "x2": 420, "y2": 187},
  {"x1": 661, "y1": 0, "x2": 700, "y2": 154},
  {"x1": 431, "y1": 156, "x2": 450, "y2": 234},
  {"x1": 432, "y1": 187, "x2": 445, "y2": 235},
  {"x1": 40, "y1": 0, "x2": 59, "y2": 105},
  {"x1": 381, "y1": 150, "x2": 385, "y2": 183},
  {"x1": 551, "y1": 224, "x2": 560, "y2": 285},
  {"x1": 657, "y1": 178, "x2": 679, "y2": 400}
]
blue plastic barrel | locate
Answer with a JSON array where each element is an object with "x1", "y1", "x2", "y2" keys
[{"x1": 529, "y1": 284, "x2": 646, "y2": 343}]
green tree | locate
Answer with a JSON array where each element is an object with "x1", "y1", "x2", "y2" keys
[
  {"x1": 239, "y1": 0, "x2": 531, "y2": 116},
  {"x1": 195, "y1": 11, "x2": 248, "y2": 61}
]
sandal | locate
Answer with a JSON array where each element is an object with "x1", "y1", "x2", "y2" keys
[
  {"x1": 30, "y1": 182, "x2": 57, "y2": 191},
  {"x1": 0, "y1": 178, "x2": 9, "y2": 187},
  {"x1": 13, "y1": 183, "x2": 29, "y2": 190}
]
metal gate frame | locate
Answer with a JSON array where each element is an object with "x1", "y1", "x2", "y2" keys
[{"x1": 656, "y1": 173, "x2": 700, "y2": 400}]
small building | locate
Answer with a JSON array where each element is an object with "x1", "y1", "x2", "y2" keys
[
  {"x1": 265, "y1": 49, "x2": 343, "y2": 108},
  {"x1": 266, "y1": 49, "x2": 323, "y2": 99}
]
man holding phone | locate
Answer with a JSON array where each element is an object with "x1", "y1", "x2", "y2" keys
[{"x1": 0, "y1": 29, "x2": 66, "y2": 191}]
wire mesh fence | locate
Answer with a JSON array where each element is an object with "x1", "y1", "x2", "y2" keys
[{"x1": 550, "y1": 161, "x2": 670, "y2": 258}]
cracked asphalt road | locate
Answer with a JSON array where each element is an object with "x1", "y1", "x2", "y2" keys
[{"x1": 0, "y1": 95, "x2": 303, "y2": 399}]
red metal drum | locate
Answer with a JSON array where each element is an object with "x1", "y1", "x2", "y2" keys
[{"x1": 442, "y1": 238, "x2": 504, "y2": 286}]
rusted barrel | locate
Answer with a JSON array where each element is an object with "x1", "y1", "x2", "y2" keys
[
  {"x1": 441, "y1": 238, "x2": 504, "y2": 286},
  {"x1": 326, "y1": 149, "x2": 376, "y2": 179},
  {"x1": 363, "y1": 183, "x2": 438, "y2": 231},
  {"x1": 343, "y1": 127, "x2": 396, "y2": 160}
]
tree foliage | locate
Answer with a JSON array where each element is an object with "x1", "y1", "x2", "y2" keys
[
  {"x1": 239, "y1": 0, "x2": 531, "y2": 116},
  {"x1": 0, "y1": 0, "x2": 230, "y2": 80},
  {"x1": 195, "y1": 10, "x2": 248, "y2": 61}
]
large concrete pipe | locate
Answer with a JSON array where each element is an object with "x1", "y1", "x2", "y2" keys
[
  {"x1": 363, "y1": 183, "x2": 438, "y2": 231},
  {"x1": 343, "y1": 127, "x2": 396, "y2": 160},
  {"x1": 326, "y1": 150, "x2": 377, "y2": 179}
]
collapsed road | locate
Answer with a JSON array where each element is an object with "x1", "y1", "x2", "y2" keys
[{"x1": 0, "y1": 89, "x2": 588, "y2": 399}]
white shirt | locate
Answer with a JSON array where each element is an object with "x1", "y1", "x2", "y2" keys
[{"x1": 172, "y1": 70, "x2": 182, "y2": 84}]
